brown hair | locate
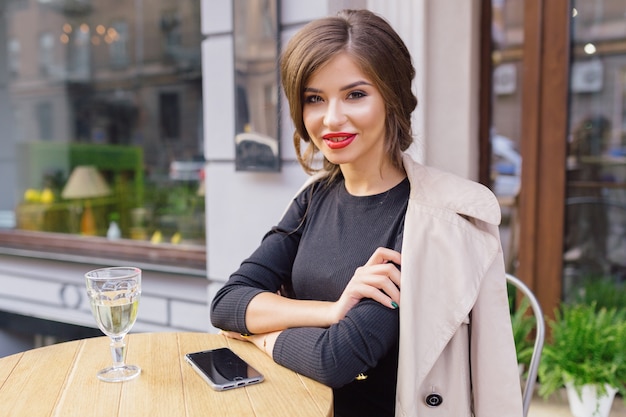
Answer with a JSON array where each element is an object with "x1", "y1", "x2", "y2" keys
[{"x1": 280, "y1": 9, "x2": 417, "y2": 178}]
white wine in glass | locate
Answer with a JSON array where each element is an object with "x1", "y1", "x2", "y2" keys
[{"x1": 85, "y1": 266, "x2": 141, "y2": 382}]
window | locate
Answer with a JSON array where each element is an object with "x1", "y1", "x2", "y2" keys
[
  {"x1": 161, "y1": 10, "x2": 182, "y2": 52},
  {"x1": 159, "y1": 92, "x2": 180, "y2": 140},
  {"x1": 69, "y1": 24, "x2": 91, "y2": 80},
  {"x1": 0, "y1": 1, "x2": 205, "y2": 271},
  {"x1": 35, "y1": 101, "x2": 53, "y2": 141},
  {"x1": 563, "y1": 0, "x2": 626, "y2": 298},
  {"x1": 109, "y1": 20, "x2": 129, "y2": 68},
  {"x1": 38, "y1": 32, "x2": 54, "y2": 76},
  {"x1": 8, "y1": 38, "x2": 20, "y2": 77}
]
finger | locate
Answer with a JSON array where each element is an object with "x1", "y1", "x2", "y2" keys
[
  {"x1": 371, "y1": 274, "x2": 401, "y2": 304},
  {"x1": 220, "y1": 330, "x2": 250, "y2": 341},
  {"x1": 355, "y1": 284, "x2": 399, "y2": 309},
  {"x1": 365, "y1": 247, "x2": 401, "y2": 267},
  {"x1": 348, "y1": 271, "x2": 401, "y2": 306},
  {"x1": 380, "y1": 274, "x2": 401, "y2": 299},
  {"x1": 359, "y1": 263, "x2": 401, "y2": 288}
]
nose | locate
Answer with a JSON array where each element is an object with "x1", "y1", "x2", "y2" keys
[{"x1": 323, "y1": 99, "x2": 346, "y2": 128}]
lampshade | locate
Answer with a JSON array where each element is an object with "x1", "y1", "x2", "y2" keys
[{"x1": 62, "y1": 166, "x2": 112, "y2": 199}]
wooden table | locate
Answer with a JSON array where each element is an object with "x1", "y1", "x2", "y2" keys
[{"x1": 0, "y1": 332, "x2": 333, "y2": 417}]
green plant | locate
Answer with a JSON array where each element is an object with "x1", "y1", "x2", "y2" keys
[
  {"x1": 538, "y1": 302, "x2": 626, "y2": 400},
  {"x1": 570, "y1": 276, "x2": 626, "y2": 312},
  {"x1": 510, "y1": 296, "x2": 535, "y2": 370}
]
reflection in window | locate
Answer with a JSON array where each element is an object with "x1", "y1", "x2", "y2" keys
[
  {"x1": 563, "y1": 0, "x2": 626, "y2": 299},
  {"x1": 2, "y1": 1, "x2": 205, "y2": 254},
  {"x1": 489, "y1": 0, "x2": 524, "y2": 274},
  {"x1": 233, "y1": 0, "x2": 280, "y2": 171}
]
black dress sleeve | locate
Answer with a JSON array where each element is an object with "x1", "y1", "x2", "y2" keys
[
  {"x1": 273, "y1": 298, "x2": 399, "y2": 388},
  {"x1": 209, "y1": 185, "x2": 309, "y2": 333}
]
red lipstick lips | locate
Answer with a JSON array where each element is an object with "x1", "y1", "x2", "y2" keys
[{"x1": 322, "y1": 132, "x2": 356, "y2": 150}]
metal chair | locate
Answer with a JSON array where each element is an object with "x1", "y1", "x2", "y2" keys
[{"x1": 506, "y1": 273, "x2": 545, "y2": 417}]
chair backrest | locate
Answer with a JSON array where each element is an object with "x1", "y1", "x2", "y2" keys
[{"x1": 506, "y1": 273, "x2": 545, "y2": 417}]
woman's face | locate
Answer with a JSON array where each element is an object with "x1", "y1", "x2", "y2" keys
[{"x1": 302, "y1": 53, "x2": 387, "y2": 173}]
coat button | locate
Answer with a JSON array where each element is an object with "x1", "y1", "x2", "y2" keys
[{"x1": 425, "y1": 393, "x2": 443, "y2": 407}]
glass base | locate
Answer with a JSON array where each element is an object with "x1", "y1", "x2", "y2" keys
[{"x1": 96, "y1": 364, "x2": 141, "y2": 382}]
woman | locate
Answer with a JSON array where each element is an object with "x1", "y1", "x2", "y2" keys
[{"x1": 211, "y1": 9, "x2": 523, "y2": 417}]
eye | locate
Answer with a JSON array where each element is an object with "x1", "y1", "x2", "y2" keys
[
  {"x1": 347, "y1": 90, "x2": 367, "y2": 100},
  {"x1": 304, "y1": 94, "x2": 323, "y2": 104}
]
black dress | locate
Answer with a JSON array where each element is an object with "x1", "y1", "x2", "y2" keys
[{"x1": 211, "y1": 176, "x2": 409, "y2": 417}]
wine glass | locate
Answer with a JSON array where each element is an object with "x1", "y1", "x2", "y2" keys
[{"x1": 85, "y1": 266, "x2": 142, "y2": 382}]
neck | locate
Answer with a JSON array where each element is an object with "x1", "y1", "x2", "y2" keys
[{"x1": 341, "y1": 163, "x2": 406, "y2": 196}]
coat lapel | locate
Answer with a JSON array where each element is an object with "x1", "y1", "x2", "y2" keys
[{"x1": 396, "y1": 156, "x2": 502, "y2": 408}]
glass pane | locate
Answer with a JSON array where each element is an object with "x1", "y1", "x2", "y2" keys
[
  {"x1": 233, "y1": 0, "x2": 280, "y2": 172},
  {"x1": 564, "y1": 0, "x2": 626, "y2": 302},
  {"x1": 0, "y1": 1, "x2": 205, "y2": 248},
  {"x1": 491, "y1": 0, "x2": 524, "y2": 273}
]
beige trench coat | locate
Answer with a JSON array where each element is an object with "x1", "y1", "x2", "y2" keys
[
  {"x1": 291, "y1": 153, "x2": 523, "y2": 416},
  {"x1": 396, "y1": 154, "x2": 523, "y2": 417}
]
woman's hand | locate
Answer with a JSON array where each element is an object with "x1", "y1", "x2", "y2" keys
[{"x1": 331, "y1": 247, "x2": 401, "y2": 322}]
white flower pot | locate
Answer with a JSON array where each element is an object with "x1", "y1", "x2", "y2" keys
[{"x1": 565, "y1": 382, "x2": 618, "y2": 417}]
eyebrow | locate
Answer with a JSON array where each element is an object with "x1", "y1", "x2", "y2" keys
[{"x1": 303, "y1": 80, "x2": 373, "y2": 94}]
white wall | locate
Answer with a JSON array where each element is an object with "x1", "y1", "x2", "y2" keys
[
  {"x1": 200, "y1": 0, "x2": 482, "y2": 300},
  {"x1": 368, "y1": 0, "x2": 482, "y2": 179},
  {"x1": 0, "y1": 255, "x2": 210, "y2": 337}
]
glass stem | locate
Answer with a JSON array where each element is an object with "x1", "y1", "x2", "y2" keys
[{"x1": 109, "y1": 336, "x2": 126, "y2": 368}]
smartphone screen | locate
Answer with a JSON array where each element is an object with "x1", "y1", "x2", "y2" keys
[{"x1": 185, "y1": 347, "x2": 264, "y2": 391}]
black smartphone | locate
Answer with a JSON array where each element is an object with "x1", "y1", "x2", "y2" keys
[{"x1": 184, "y1": 347, "x2": 264, "y2": 391}]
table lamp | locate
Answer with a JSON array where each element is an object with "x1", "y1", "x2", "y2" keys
[{"x1": 61, "y1": 165, "x2": 112, "y2": 235}]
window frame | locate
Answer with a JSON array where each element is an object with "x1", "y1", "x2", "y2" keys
[{"x1": 0, "y1": 229, "x2": 206, "y2": 276}]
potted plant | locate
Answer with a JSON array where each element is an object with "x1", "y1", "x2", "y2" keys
[{"x1": 538, "y1": 302, "x2": 626, "y2": 417}]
